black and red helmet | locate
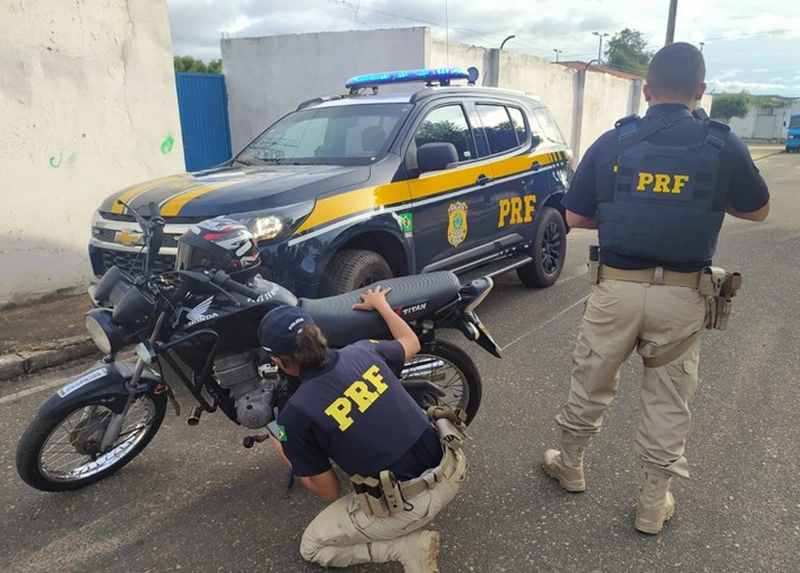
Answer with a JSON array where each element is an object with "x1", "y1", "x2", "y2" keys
[{"x1": 175, "y1": 218, "x2": 261, "y2": 281}]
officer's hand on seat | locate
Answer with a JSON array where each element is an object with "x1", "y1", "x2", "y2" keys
[{"x1": 353, "y1": 286, "x2": 392, "y2": 311}]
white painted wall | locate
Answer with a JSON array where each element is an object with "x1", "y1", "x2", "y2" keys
[
  {"x1": 0, "y1": 0, "x2": 184, "y2": 307},
  {"x1": 728, "y1": 100, "x2": 800, "y2": 140},
  {"x1": 222, "y1": 28, "x2": 427, "y2": 153}
]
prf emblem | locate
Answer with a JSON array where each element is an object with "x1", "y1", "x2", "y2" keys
[
  {"x1": 636, "y1": 172, "x2": 690, "y2": 194},
  {"x1": 114, "y1": 230, "x2": 144, "y2": 247},
  {"x1": 447, "y1": 202, "x2": 468, "y2": 247}
]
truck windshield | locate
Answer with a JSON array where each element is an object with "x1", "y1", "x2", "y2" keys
[
  {"x1": 236, "y1": 103, "x2": 412, "y2": 166},
  {"x1": 789, "y1": 115, "x2": 800, "y2": 129}
]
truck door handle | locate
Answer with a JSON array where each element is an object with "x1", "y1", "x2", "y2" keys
[
  {"x1": 531, "y1": 161, "x2": 542, "y2": 171},
  {"x1": 476, "y1": 174, "x2": 492, "y2": 186}
]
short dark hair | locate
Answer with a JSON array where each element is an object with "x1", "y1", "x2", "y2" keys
[{"x1": 646, "y1": 42, "x2": 705, "y2": 99}]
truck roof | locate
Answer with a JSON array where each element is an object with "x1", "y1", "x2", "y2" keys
[{"x1": 297, "y1": 85, "x2": 544, "y2": 111}]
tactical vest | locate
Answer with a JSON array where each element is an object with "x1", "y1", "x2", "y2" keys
[{"x1": 595, "y1": 109, "x2": 730, "y2": 263}]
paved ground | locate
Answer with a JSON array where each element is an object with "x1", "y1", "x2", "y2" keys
[{"x1": 1, "y1": 152, "x2": 798, "y2": 572}]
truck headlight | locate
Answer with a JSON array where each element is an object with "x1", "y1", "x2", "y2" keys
[
  {"x1": 232, "y1": 200, "x2": 316, "y2": 243},
  {"x1": 251, "y1": 216, "x2": 284, "y2": 241}
]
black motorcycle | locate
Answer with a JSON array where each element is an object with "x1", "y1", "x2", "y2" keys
[{"x1": 16, "y1": 203, "x2": 500, "y2": 492}]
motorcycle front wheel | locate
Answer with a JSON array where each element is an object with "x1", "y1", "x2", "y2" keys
[
  {"x1": 16, "y1": 391, "x2": 167, "y2": 492},
  {"x1": 402, "y1": 340, "x2": 482, "y2": 423}
]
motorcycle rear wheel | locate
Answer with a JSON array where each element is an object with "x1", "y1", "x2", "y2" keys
[
  {"x1": 16, "y1": 391, "x2": 166, "y2": 492},
  {"x1": 402, "y1": 340, "x2": 482, "y2": 423}
]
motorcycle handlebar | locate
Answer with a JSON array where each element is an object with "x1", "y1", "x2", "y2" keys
[{"x1": 210, "y1": 270, "x2": 261, "y2": 300}]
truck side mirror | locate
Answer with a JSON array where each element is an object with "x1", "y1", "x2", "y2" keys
[{"x1": 417, "y1": 142, "x2": 459, "y2": 174}]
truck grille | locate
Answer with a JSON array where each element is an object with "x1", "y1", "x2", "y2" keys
[
  {"x1": 93, "y1": 228, "x2": 180, "y2": 248},
  {"x1": 98, "y1": 249, "x2": 176, "y2": 276}
]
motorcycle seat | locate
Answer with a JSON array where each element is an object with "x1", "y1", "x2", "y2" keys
[{"x1": 299, "y1": 271, "x2": 461, "y2": 348}]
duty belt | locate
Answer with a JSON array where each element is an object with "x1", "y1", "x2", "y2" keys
[
  {"x1": 352, "y1": 446, "x2": 458, "y2": 501},
  {"x1": 599, "y1": 265, "x2": 701, "y2": 288}
]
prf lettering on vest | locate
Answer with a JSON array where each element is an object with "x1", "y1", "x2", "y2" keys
[
  {"x1": 636, "y1": 172, "x2": 690, "y2": 194},
  {"x1": 498, "y1": 194, "x2": 537, "y2": 227},
  {"x1": 324, "y1": 365, "x2": 390, "y2": 431}
]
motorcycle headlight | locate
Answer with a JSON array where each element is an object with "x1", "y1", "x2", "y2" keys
[
  {"x1": 85, "y1": 309, "x2": 127, "y2": 355},
  {"x1": 232, "y1": 200, "x2": 316, "y2": 243}
]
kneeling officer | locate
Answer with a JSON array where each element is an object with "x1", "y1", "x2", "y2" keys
[{"x1": 259, "y1": 286, "x2": 467, "y2": 573}]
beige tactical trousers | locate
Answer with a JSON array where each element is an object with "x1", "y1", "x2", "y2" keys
[
  {"x1": 300, "y1": 449, "x2": 466, "y2": 567},
  {"x1": 556, "y1": 279, "x2": 707, "y2": 479}
]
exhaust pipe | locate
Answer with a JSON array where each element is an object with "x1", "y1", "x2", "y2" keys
[{"x1": 188, "y1": 406, "x2": 203, "y2": 426}]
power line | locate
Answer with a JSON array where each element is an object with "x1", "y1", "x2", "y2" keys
[{"x1": 319, "y1": 0, "x2": 554, "y2": 56}]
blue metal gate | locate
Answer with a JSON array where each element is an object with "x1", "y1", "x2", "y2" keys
[{"x1": 175, "y1": 72, "x2": 233, "y2": 172}]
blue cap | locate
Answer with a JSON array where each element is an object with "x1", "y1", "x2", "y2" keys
[{"x1": 258, "y1": 306, "x2": 315, "y2": 356}]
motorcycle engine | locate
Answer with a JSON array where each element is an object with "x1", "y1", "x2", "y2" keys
[{"x1": 214, "y1": 351, "x2": 277, "y2": 429}]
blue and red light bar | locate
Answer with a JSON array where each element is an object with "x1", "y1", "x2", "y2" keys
[{"x1": 345, "y1": 67, "x2": 479, "y2": 91}]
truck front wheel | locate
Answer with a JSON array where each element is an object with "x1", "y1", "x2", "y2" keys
[{"x1": 319, "y1": 250, "x2": 393, "y2": 296}]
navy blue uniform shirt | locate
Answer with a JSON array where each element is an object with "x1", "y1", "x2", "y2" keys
[
  {"x1": 277, "y1": 339, "x2": 442, "y2": 480},
  {"x1": 565, "y1": 103, "x2": 770, "y2": 271}
]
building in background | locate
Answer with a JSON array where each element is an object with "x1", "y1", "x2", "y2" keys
[
  {"x1": 728, "y1": 99, "x2": 800, "y2": 141},
  {"x1": 0, "y1": 0, "x2": 184, "y2": 307}
]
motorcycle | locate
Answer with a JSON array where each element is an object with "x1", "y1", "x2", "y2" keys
[{"x1": 16, "y1": 203, "x2": 500, "y2": 492}]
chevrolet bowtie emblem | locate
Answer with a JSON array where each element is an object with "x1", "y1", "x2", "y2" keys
[{"x1": 114, "y1": 230, "x2": 144, "y2": 247}]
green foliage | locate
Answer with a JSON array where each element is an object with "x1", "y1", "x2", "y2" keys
[
  {"x1": 604, "y1": 28, "x2": 652, "y2": 75},
  {"x1": 710, "y1": 92, "x2": 753, "y2": 121},
  {"x1": 173, "y1": 56, "x2": 223, "y2": 75}
]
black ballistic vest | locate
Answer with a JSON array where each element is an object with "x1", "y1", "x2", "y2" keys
[{"x1": 596, "y1": 110, "x2": 729, "y2": 263}]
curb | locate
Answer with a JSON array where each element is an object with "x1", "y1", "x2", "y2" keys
[
  {"x1": 753, "y1": 150, "x2": 784, "y2": 161},
  {"x1": 0, "y1": 336, "x2": 100, "y2": 382}
]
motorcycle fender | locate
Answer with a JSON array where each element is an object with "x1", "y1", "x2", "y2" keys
[{"x1": 39, "y1": 361, "x2": 163, "y2": 419}]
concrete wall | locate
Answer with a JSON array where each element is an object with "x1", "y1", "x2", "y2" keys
[
  {"x1": 0, "y1": 0, "x2": 184, "y2": 307},
  {"x1": 222, "y1": 28, "x2": 427, "y2": 153}
]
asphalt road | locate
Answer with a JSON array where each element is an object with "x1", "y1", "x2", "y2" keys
[{"x1": 1, "y1": 153, "x2": 798, "y2": 573}]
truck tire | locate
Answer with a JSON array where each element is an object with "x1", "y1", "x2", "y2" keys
[
  {"x1": 319, "y1": 249, "x2": 393, "y2": 296},
  {"x1": 516, "y1": 206, "x2": 567, "y2": 288}
]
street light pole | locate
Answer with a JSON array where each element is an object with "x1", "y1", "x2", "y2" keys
[
  {"x1": 592, "y1": 31, "x2": 609, "y2": 63},
  {"x1": 699, "y1": 41, "x2": 705, "y2": 53},
  {"x1": 500, "y1": 35, "x2": 515, "y2": 50},
  {"x1": 553, "y1": 48, "x2": 562, "y2": 62},
  {"x1": 666, "y1": 0, "x2": 678, "y2": 45}
]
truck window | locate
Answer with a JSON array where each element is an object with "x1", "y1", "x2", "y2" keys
[
  {"x1": 476, "y1": 104, "x2": 519, "y2": 154},
  {"x1": 237, "y1": 103, "x2": 411, "y2": 166},
  {"x1": 414, "y1": 105, "x2": 477, "y2": 161},
  {"x1": 533, "y1": 108, "x2": 567, "y2": 145}
]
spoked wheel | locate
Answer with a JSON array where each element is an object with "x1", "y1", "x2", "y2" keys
[
  {"x1": 16, "y1": 392, "x2": 166, "y2": 492},
  {"x1": 401, "y1": 340, "x2": 482, "y2": 423}
]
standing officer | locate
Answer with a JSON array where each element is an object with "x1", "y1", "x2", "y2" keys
[
  {"x1": 260, "y1": 286, "x2": 467, "y2": 572},
  {"x1": 541, "y1": 42, "x2": 770, "y2": 534}
]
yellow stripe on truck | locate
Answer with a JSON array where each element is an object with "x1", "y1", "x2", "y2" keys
[
  {"x1": 159, "y1": 174, "x2": 265, "y2": 217},
  {"x1": 295, "y1": 150, "x2": 558, "y2": 235},
  {"x1": 111, "y1": 174, "x2": 187, "y2": 214}
]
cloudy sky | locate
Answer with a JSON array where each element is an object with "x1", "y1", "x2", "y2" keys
[{"x1": 167, "y1": 0, "x2": 800, "y2": 96}]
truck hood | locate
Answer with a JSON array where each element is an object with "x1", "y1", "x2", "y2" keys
[{"x1": 100, "y1": 164, "x2": 371, "y2": 220}]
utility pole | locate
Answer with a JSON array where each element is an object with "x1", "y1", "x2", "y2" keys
[
  {"x1": 553, "y1": 48, "x2": 562, "y2": 62},
  {"x1": 592, "y1": 32, "x2": 609, "y2": 63},
  {"x1": 665, "y1": 0, "x2": 678, "y2": 45}
]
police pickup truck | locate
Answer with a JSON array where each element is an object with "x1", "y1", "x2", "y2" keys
[{"x1": 90, "y1": 67, "x2": 573, "y2": 297}]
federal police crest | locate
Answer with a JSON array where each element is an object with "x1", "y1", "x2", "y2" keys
[{"x1": 447, "y1": 201, "x2": 468, "y2": 247}]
